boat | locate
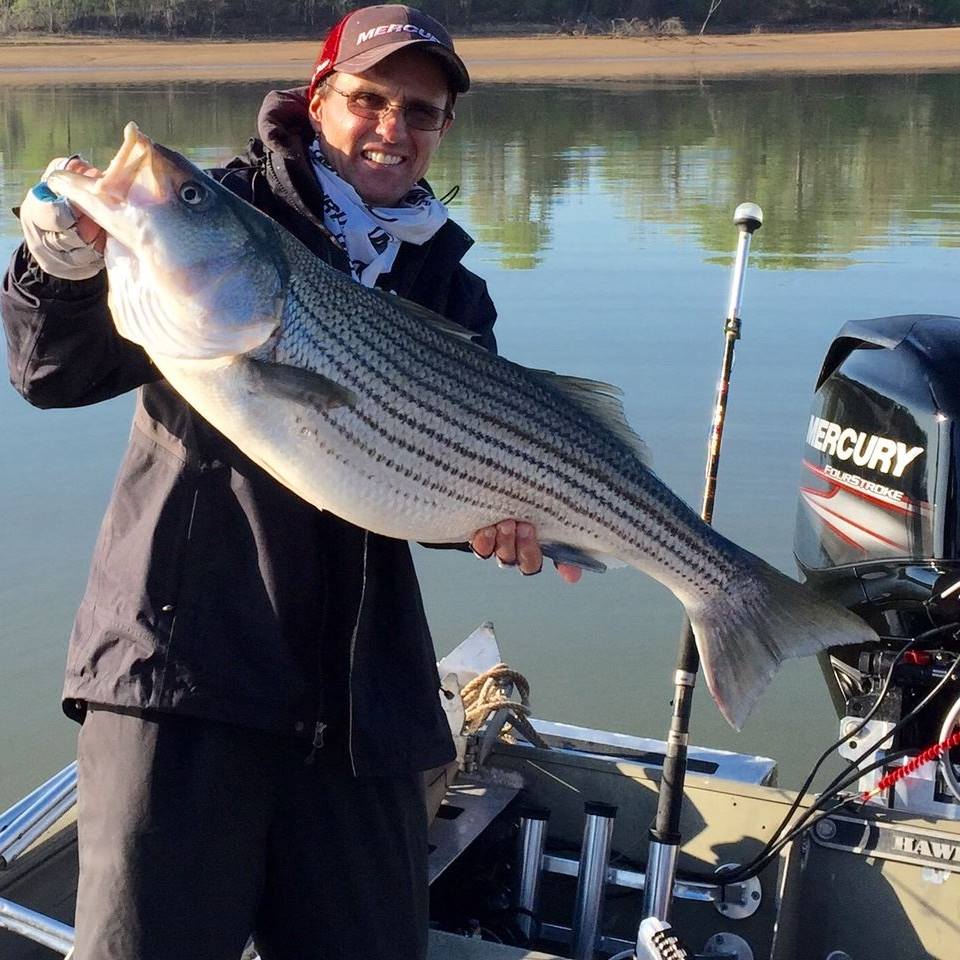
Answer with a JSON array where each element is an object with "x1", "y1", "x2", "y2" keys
[
  {"x1": 3, "y1": 210, "x2": 960, "y2": 959},
  {"x1": 4, "y1": 588, "x2": 960, "y2": 960}
]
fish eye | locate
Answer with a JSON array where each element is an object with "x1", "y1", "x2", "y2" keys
[{"x1": 178, "y1": 181, "x2": 206, "y2": 206}]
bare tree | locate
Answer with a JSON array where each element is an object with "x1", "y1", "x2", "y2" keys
[{"x1": 699, "y1": 0, "x2": 723, "y2": 36}]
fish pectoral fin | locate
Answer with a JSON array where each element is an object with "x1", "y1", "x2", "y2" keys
[
  {"x1": 540, "y1": 543, "x2": 617, "y2": 573},
  {"x1": 243, "y1": 359, "x2": 356, "y2": 411}
]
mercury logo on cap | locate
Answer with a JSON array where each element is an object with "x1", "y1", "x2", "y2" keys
[
  {"x1": 308, "y1": 4, "x2": 470, "y2": 100},
  {"x1": 356, "y1": 23, "x2": 441, "y2": 45}
]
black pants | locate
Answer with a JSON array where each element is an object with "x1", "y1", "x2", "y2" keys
[{"x1": 74, "y1": 706, "x2": 428, "y2": 960}]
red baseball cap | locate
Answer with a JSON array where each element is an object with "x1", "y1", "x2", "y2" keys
[{"x1": 307, "y1": 4, "x2": 470, "y2": 101}]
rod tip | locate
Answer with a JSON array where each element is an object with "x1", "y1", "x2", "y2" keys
[{"x1": 734, "y1": 201, "x2": 763, "y2": 232}]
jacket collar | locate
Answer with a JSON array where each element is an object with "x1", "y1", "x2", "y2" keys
[{"x1": 256, "y1": 87, "x2": 316, "y2": 161}]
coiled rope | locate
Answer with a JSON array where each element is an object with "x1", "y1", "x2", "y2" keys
[{"x1": 460, "y1": 663, "x2": 550, "y2": 749}]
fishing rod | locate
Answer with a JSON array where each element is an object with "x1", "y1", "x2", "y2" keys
[{"x1": 639, "y1": 202, "x2": 763, "y2": 932}]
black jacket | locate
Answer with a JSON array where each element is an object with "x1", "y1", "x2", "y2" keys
[{"x1": 1, "y1": 89, "x2": 497, "y2": 776}]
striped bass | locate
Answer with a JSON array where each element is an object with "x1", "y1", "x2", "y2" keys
[{"x1": 48, "y1": 123, "x2": 876, "y2": 730}]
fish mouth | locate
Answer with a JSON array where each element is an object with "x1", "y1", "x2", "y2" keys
[
  {"x1": 99, "y1": 120, "x2": 154, "y2": 201},
  {"x1": 45, "y1": 121, "x2": 179, "y2": 246}
]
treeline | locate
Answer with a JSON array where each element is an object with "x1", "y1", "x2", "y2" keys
[{"x1": 1, "y1": 0, "x2": 959, "y2": 38}]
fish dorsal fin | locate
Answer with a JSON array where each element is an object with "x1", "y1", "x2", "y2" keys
[
  {"x1": 366, "y1": 285, "x2": 481, "y2": 344},
  {"x1": 531, "y1": 370, "x2": 651, "y2": 467}
]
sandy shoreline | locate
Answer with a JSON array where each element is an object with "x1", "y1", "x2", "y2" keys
[{"x1": 0, "y1": 26, "x2": 958, "y2": 85}]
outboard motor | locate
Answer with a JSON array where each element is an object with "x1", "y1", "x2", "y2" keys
[{"x1": 795, "y1": 314, "x2": 960, "y2": 815}]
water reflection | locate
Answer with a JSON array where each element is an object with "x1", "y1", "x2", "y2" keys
[
  {"x1": 436, "y1": 75, "x2": 960, "y2": 269},
  {"x1": 2, "y1": 74, "x2": 960, "y2": 270}
]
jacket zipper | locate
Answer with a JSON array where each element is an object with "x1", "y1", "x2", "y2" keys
[
  {"x1": 304, "y1": 720, "x2": 327, "y2": 765},
  {"x1": 155, "y1": 484, "x2": 200, "y2": 697},
  {"x1": 347, "y1": 531, "x2": 370, "y2": 777}
]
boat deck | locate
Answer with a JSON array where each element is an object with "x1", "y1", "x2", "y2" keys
[
  {"x1": 0, "y1": 816, "x2": 564, "y2": 960},
  {"x1": 5, "y1": 723, "x2": 960, "y2": 959}
]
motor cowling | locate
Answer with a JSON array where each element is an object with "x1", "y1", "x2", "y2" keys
[
  {"x1": 795, "y1": 316, "x2": 960, "y2": 814},
  {"x1": 795, "y1": 314, "x2": 960, "y2": 625}
]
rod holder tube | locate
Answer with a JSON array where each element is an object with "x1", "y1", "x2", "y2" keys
[
  {"x1": 0, "y1": 764, "x2": 78, "y2": 867},
  {"x1": 572, "y1": 802, "x2": 617, "y2": 960},
  {"x1": 514, "y1": 807, "x2": 549, "y2": 942},
  {"x1": 0, "y1": 763, "x2": 76, "y2": 836},
  {"x1": 0, "y1": 897, "x2": 74, "y2": 955},
  {"x1": 640, "y1": 839, "x2": 679, "y2": 928},
  {"x1": 0, "y1": 789, "x2": 78, "y2": 868}
]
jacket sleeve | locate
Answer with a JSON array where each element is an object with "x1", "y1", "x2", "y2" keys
[{"x1": 2, "y1": 243, "x2": 158, "y2": 409}]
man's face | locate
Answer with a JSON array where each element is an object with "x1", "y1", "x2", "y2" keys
[{"x1": 308, "y1": 46, "x2": 452, "y2": 207}]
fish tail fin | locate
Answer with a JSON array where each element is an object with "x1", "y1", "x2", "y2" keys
[{"x1": 688, "y1": 559, "x2": 877, "y2": 730}]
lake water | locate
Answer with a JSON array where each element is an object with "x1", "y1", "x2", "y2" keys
[{"x1": 2, "y1": 74, "x2": 959, "y2": 810}]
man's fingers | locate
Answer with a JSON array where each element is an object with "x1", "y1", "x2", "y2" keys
[
  {"x1": 66, "y1": 161, "x2": 107, "y2": 250},
  {"x1": 515, "y1": 522, "x2": 543, "y2": 575},
  {"x1": 64, "y1": 158, "x2": 102, "y2": 179},
  {"x1": 470, "y1": 526, "x2": 496, "y2": 560},
  {"x1": 471, "y1": 520, "x2": 579, "y2": 583},
  {"x1": 495, "y1": 519, "x2": 517, "y2": 567},
  {"x1": 75, "y1": 217, "x2": 106, "y2": 251},
  {"x1": 555, "y1": 562, "x2": 582, "y2": 584}
]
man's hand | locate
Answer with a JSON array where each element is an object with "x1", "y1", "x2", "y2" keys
[
  {"x1": 19, "y1": 155, "x2": 106, "y2": 280},
  {"x1": 470, "y1": 520, "x2": 582, "y2": 583},
  {"x1": 60, "y1": 157, "x2": 107, "y2": 251}
]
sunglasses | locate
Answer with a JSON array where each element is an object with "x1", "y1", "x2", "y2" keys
[{"x1": 324, "y1": 82, "x2": 452, "y2": 132}]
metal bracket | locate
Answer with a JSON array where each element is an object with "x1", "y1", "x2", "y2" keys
[
  {"x1": 714, "y1": 863, "x2": 761, "y2": 919},
  {"x1": 703, "y1": 932, "x2": 753, "y2": 959},
  {"x1": 539, "y1": 855, "x2": 760, "y2": 917},
  {"x1": 837, "y1": 716, "x2": 894, "y2": 803}
]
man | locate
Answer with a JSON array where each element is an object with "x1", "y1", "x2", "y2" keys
[{"x1": 2, "y1": 5, "x2": 576, "y2": 960}]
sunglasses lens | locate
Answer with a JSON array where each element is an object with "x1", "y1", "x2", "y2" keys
[
  {"x1": 345, "y1": 92, "x2": 445, "y2": 131},
  {"x1": 347, "y1": 92, "x2": 388, "y2": 118},
  {"x1": 406, "y1": 107, "x2": 444, "y2": 131}
]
